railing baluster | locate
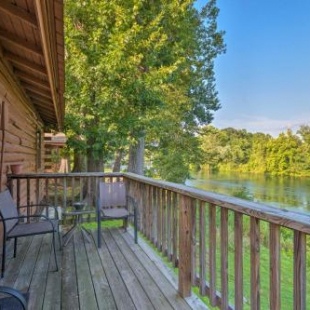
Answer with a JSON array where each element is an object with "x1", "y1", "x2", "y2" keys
[
  {"x1": 209, "y1": 203, "x2": 217, "y2": 307},
  {"x1": 162, "y1": 189, "x2": 167, "y2": 256},
  {"x1": 172, "y1": 191, "x2": 178, "y2": 268},
  {"x1": 26, "y1": 177, "x2": 30, "y2": 220},
  {"x1": 71, "y1": 176, "x2": 75, "y2": 209},
  {"x1": 199, "y1": 201, "x2": 206, "y2": 295},
  {"x1": 53, "y1": 177, "x2": 58, "y2": 207},
  {"x1": 79, "y1": 176, "x2": 83, "y2": 202},
  {"x1": 167, "y1": 190, "x2": 172, "y2": 260},
  {"x1": 270, "y1": 223, "x2": 280, "y2": 310},
  {"x1": 234, "y1": 212, "x2": 243, "y2": 310},
  {"x1": 35, "y1": 177, "x2": 39, "y2": 204},
  {"x1": 157, "y1": 187, "x2": 162, "y2": 251},
  {"x1": 191, "y1": 199, "x2": 197, "y2": 285},
  {"x1": 250, "y1": 217, "x2": 260, "y2": 310},
  {"x1": 151, "y1": 186, "x2": 156, "y2": 244},
  {"x1": 16, "y1": 178, "x2": 20, "y2": 207},
  {"x1": 141, "y1": 183, "x2": 145, "y2": 236},
  {"x1": 145, "y1": 184, "x2": 151, "y2": 239},
  {"x1": 221, "y1": 208, "x2": 229, "y2": 309},
  {"x1": 63, "y1": 176, "x2": 67, "y2": 210},
  {"x1": 293, "y1": 231, "x2": 306, "y2": 310}
]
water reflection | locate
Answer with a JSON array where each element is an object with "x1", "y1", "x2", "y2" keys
[{"x1": 186, "y1": 171, "x2": 310, "y2": 213}]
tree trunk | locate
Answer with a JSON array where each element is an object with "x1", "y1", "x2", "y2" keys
[
  {"x1": 58, "y1": 158, "x2": 69, "y2": 173},
  {"x1": 113, "y1": 149, "x2": 124, "y2": 172},
  {"x1": 86, "y1": 147, "x2": 104, "y2": 206},
  {"x1": 87, "y1": 148, "x2": 104, "y2": 172},
  {"x1": 72, "y1": 150, "x2": 86, "y2": 172},
  {"x1": 128, "y1": 136, "x2": 145, "y2": 175}
]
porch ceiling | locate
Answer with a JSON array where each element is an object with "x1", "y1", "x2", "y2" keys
[{"x1": 0, "y1": 0, "x2": 64, "y2": 129}]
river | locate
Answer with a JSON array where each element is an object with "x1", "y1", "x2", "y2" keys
[{"x1": 185, "y1": 170, "x2": 310, "y2": 214}]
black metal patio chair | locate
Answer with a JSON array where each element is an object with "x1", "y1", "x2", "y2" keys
[
  {"x1": 0, "y1": 286, "x2": 28, "y2": 309},
  {"x1": 97, "y1": 181, "x2": 138, "y2": 248},
  {"x1": 0, "y1": 190, "x2": 61, "y2": 278}
]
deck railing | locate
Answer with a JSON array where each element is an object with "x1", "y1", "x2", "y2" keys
[{"x1": 7, "y1": 172, "x2": 310, "y2": 309}]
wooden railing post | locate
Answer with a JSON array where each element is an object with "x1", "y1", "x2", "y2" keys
[{"x1": 178, "y1": 195, "x2": 193, "y2": 297}]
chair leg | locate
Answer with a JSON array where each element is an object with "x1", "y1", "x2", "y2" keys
[
  {"x1": 52, "y1": 232, "x2": 58, "y2": 272},
  {"x1": 123, "y1": 218, "x2": 128, "y2": 231},
  {"x1": 97, "y1": 213, "x2": 102, "y2": 248},
  {"x1": 1, "y1": 241, "x2": 6, "y2": 278},
  {"x1": 134, "y1": 210, "x2": 138, "y2": 244},
  {"x1": 13, "y1": 238, "x2": 17, "y2": 258},
  {"x1": 58, "y1": 228, "x2": 62, "y2": 250}
]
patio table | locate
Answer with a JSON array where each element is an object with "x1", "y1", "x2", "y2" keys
[{"x1": 62, "y1": 205, "x2": 95, "y2": 246}]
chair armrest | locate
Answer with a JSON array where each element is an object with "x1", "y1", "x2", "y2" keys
[
  {"x1": 1, "y1": 214, "x2": 58, "y2": 230},
  {"x1": 18, "y1": 204, "x2": 59, "y2": 219}
]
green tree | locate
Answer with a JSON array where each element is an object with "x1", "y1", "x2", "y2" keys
[
  {"x1": 295, "y1": 125, "x2": 310, "y2": 174},
  {"x1": 265, "y1": 130, "x2": 301, "y2": 175},
  {"x1": 199, "y1": 125, "x2": 230, "y2": 170},
  {"x1": 246, "y1": 133, "x2": 271, "y2": 173},
  {"x1": 65, "y1": 0, "x2": 225, "y2": 178}
]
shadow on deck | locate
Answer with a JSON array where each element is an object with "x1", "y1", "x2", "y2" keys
[{"x1": 0, "y1": 227, "x2": 206, "y2": 309}]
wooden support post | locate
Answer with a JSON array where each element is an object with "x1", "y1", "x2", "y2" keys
[{"x1": 178, "y1": 195, "x2": 193, "y2": 297}]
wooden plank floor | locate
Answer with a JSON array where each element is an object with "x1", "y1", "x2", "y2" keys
[{"x1": 0, "y1": 227, "x2": 206, "y2": 309}]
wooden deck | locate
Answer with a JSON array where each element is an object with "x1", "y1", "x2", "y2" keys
[{"x1": 0, "y1": 227, "x2": 206, "y2": 310}]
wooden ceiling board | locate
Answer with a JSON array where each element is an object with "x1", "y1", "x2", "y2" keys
[
  {"x1": 22, "y1": 83, "x2": 51, "y2": 97},
  {"x1": 28, "y1": 92, "x2": 53, "y2": 104},
  {"x1": 0, "y1": 0, "x2": 64, "y2": 129},
  {"x1": 5, "y1": 52, "x2": 47, "y2": 76},
  {"x1": 16, "y1": 71, "x2": 50, "y2": 90},
  {"x1": 0, "y1": 30, "x2": 44, "y2": 58}
]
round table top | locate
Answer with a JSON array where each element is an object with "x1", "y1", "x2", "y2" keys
[{"x1": 62, "y1": 209, "x2": 95, "y2": 216}]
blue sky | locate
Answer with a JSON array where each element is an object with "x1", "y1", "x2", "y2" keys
[{"x1": 196, "y1": 0, "x2": 310, "y2": 136}]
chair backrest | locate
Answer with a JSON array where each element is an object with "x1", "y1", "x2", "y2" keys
[
  {"x1": 0, "y1": 190, "x2": 19, "y2": 233},
  {"x1": 99, "y1": 182, "x2": 127, "y2": 209}
]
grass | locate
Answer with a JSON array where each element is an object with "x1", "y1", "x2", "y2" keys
[{"x1": 82, "y1": 219, "x2": 123, "y2": 230}]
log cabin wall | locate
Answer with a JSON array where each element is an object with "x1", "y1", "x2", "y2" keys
[
  {"x1": 0, "y1": 0, "x2": 65, "y2": 206},
  {"x1": 0, "y1": 78, "x2": 45, "y2": 205}
]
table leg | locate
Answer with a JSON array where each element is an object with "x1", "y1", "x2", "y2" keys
[
  {"x1": 63, "y1": 226, "x2": 77, "y2": 246},
  {"x1": 81, "y1": 226, "x2": 93, "y2": 243},
  {"x1": 62, "y1": 214, "x2": 80, "y2": 246}
]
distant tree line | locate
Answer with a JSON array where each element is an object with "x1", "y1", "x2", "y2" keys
[{"x1": 199, "y1": 125, "x2": 310, "y2": 176}]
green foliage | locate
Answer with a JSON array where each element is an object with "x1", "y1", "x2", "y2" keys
[
  {"x1": 151, "y1": 129, "x2": 203, "y2": 183},
  {"x1": 199, "y1": 125, "x2": 310, "y2": 176}
]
